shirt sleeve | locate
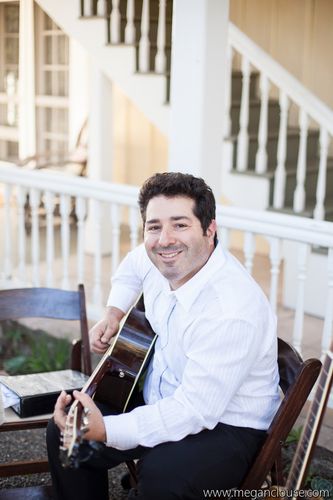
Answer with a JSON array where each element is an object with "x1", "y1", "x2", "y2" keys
[
  {"x1": 103, "y1": 316, "x2": 269, "y2": 450},
  {"x1": 106, "y1": 244, "x2": 149, "y2": 313}
]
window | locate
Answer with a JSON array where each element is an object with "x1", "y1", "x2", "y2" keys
[
  {"x1": 35, "y1": 5, "x2": 69, "y2": 159},
  {"x1": 0, "y1": 2, "x2": 19, "y2": 161}
]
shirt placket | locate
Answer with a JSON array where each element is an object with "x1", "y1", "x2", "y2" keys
[{"x1": 151, "y1": 293, "x2": 177, "y2": 401}]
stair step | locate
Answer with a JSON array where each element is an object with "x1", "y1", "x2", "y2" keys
[
  {"x1": 232, "y1": 128, "x2": 320, "y2": 170},
  {"x1": 269, "y1": 204, "x2": 333, "y2": 222},
  {"x1": 230, "y1": 98, "x2": 280, "y2": 135},
  {"x1": 283, "y1": 160, "x2": 333, "y2": 207}
]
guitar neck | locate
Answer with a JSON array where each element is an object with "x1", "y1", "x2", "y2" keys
[{"x1": 286, "y1": 348, "x2": 333, "y2": 493}]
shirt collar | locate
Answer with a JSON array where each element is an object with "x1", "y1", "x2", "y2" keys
[{"x1": 167, "y1": 242, "x2": 226, "y2": 313}]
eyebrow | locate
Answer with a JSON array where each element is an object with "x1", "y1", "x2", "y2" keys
[{"x1": 146, "y1": 215, "x2": 192, "y2": 224}]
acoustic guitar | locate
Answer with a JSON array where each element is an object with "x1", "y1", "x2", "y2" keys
[
  {"x1": 60, "y1": 296, "x2": 156, "y2": 468},
  {"x1": 284, "y1": 340, "x2": 333, "y2": 497}
]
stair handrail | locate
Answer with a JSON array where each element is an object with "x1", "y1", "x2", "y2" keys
[{"x1": 229, "y1": 22, "x2": 333, "y2": 135}]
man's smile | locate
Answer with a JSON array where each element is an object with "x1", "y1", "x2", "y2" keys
[{"x1": 157, "y1": 249, "x2": 183, "y2": 261}]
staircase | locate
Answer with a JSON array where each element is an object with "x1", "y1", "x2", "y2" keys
[
  {"x1": 228, "y1": 70, "x2": 333, "y2": 221},
  {"x1": 224, "y1": 24, "x2": 333, "y2": 224},
  {"x1": 36, "y1": 0, "x2": 333, "y2": 223}
]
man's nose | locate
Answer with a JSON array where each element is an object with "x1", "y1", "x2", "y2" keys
[{"x1": 158, "y1": 227, "x2": 176, "y2": 246}]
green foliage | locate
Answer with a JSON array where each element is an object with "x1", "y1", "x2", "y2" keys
[
  {"x1": 285, "y1": 425, "x2": 303, "y2": 445},
  {"x1": 26, "y1": 337, "x2": 70, "y2": 373},
  {"x1": 3, "y1": 355, "x2": 28, "y2": 374},
  {"x1": 311, "y1": 477, "x2": 333, "y2": 499},
  {"x1": 1, "y1": 321, "x2": 71, "y2": 375}
]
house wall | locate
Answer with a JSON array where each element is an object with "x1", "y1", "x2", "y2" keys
[
  {"x1": 112, "y1": 85, "x2": 168, "y2": 186},
  {"x1": 230, "y1": 0, "x2": 333, "y2": 109}
]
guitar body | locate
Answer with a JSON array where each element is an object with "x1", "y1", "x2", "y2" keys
[
  {"x1": 93, "y1": 301, "x2": 156, "y2": 412},
  {"x1": 60, "y1": 296, "x2": 156, "y2": 467}
]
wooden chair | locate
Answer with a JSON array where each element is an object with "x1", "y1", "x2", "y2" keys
[
  {"x1": 18, "y1": 119, "x2": 88, "y2": 177},
  {"x1": 240, "y1": 337, "x2": 322, "y2": 490},
  {"x1": 0, "y1": 284, "x2": 92, "y2": 481}
]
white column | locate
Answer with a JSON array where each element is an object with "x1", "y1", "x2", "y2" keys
[
  {"x1": 68, "y1": 38, "x2": 90, "y2": 150},
  {"x1": 168, "y1": 0, "x2": 229, "y2": 197},
  {"x1": 85, "y1": 63, "x2": 113, "y2": 254},
  {"x1": 18, "y1": 0, "x2": 36, "y2": 159}
]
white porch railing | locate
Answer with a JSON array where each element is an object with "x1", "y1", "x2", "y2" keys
[
  {"x1": 226, "y1": 23, "x2": 333, "y2": 220},
  {"x1": 1, "y1": 162, "x2": 333, "y2": 368}
]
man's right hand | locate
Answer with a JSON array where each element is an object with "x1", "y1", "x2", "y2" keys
[{"x1": 89, "y1": 306, "x2": 125, "y2": 354}]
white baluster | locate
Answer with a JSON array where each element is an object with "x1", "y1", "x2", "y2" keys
[
  {"x1": 129, "y1": 206, "x2": 139, "y2": 250},
  {"x1": 293, "y1": 109, "x2": 309, "y2": 213},
  {"x1": 83, "y1": 0, "x2": 95, "y2": 16},
  {"x1": 92, "y1": 200, "x2": 102, "y2": 306},
  {"x1": 3, "y1": 185, "x2": 12, "y2": 279},
  {"x1": 110, "y1": 0, "x2": 121, "y2": 43},
  {"x1": 97, "y1": 0, "x2": 105, "y2": 16},
  {"x1": 60, "y1": 194, "x2": 71, "y2": 289},
  {"x1": 155, "y1": 0, "x2": 167, "y2": 73},
  {"x1": 125, "y1": 0, "x2": 136, "y2": 44},
  {"x1": 292, "y1": 242, "x2": 308, "y2": 355},
  {"x1": 314, "y1": 128, "x2": 329, "y2": 221},
  {"x1": 273, "y1": 91, "x2": 289, "y2": 209},
  {"x1": 16, "y1": 186, "x2": 27, "y2": 282},
  {"x1": 255, "y1": 73, "x2": 269, "y2": 174},
  {"x1": 44, "y1": 191, "x2": 55, "y2": 287},
  {"x1": 243, "y1": 231, "x2": 255, "y2": 274},
  {"x1": 236, "y1": 57, "x2": 250, "y2": 172},
  {"x1": 111, "y1": 203, "x2": 120, "y2": 274},
  {"x1": 321, "y1": 248, "x2": 333, "y2": 357},
  {"x1": 75, "y1": 197, "x2": 87, "y2": 284},
  {"x1": 268, "y1": 237, "x2": 282, "y2": 313},
  {"x1": 223, "y1": 45, "x2": 233, "y2": 138},
  {"x1": 139, "y1": 0, "x2": 150, "y2": 72},
  {"x1": 29, "y1": 188, "x2": 40, "y2": 286}
]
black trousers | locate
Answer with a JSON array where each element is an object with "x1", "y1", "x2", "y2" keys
[{"x1": 46, "y1": 417, "x2": 265, "y2": 500}]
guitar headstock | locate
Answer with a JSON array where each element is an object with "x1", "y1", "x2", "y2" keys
[{"x1": 59, "y1": 399, "x2": 89, "y2": 468}]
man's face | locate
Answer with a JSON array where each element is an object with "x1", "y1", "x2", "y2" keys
[{"x1": 144, "y1": 195, "x2": 216, "y2": 290}]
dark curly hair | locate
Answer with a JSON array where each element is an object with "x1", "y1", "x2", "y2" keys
[{"x1": 138, "y1": 172, "x2": 217, "y2": 243}]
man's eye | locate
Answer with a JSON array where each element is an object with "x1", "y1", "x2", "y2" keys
[
  {"x1": 175, "y1": 223, "x2": 187, "y2": 229},
  {"x1": 147, "y1": 226, "x2": 160, "y2": 232}
]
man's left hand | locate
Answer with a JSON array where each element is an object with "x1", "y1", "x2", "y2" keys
[
  {"x1": 54, "y1": 390, "x2": 107, "y2": 443},
  {"x1": 72, "y1": 391, "x2": 107, "y2": 442}
]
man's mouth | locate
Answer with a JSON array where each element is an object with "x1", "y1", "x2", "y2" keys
[{"x1": 159, "y1": 251, "x2": 181, "y2": 259}]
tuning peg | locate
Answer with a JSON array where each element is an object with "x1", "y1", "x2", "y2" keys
[
  {"x1": 83, "y1": 407, "x2": 92, "y2": 416},
  {"x1": 83, "y1": 415, "x2": 89, "y2": 426}
]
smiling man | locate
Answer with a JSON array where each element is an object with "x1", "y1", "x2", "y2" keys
[{"x1": 47, "y1": 172, "x2": 280, "y2": 500}]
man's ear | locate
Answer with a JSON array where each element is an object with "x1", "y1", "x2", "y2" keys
[{"x1": 206, "y1": 219, "x2": 217, "y2": 243}]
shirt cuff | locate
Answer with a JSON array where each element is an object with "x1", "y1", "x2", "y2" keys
[{"x1": 103, "y1": 412, "x2": 140, "y2": 450}]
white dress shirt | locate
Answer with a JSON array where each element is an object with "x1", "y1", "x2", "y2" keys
[{"x1": 104, "y1": 243, "x2": 280, "y2": 450}]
